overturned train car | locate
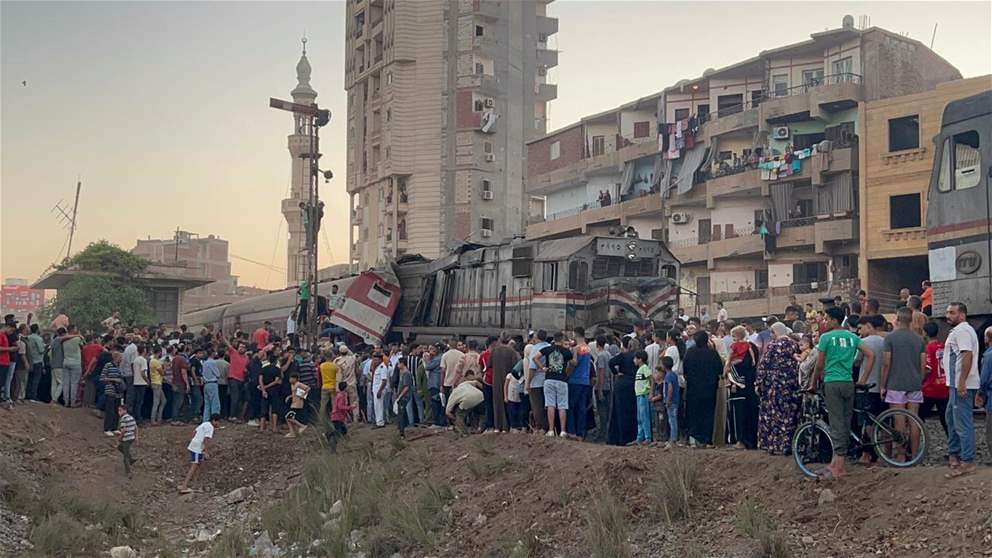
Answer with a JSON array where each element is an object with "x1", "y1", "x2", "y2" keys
[{"x1": 391, "y1": 235, "x2": 680, "y2": 342}]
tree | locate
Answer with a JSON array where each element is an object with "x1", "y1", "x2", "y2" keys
[{"x1": 43, "y1": 241, "x2": 154, "y2": 330}]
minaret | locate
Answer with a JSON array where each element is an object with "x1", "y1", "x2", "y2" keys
[{"x1": 282, "y1": 37, "x2": 317, "y2": 286}]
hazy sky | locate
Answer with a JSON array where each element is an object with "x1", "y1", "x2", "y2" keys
[{"x1": 2, "y1": 1, "x2": 990, "y2": 291}]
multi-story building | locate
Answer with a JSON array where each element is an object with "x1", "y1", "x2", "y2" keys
[
  {"x1": 132, "y1": 232, "x2": 266, "y2": 311},
  {"x1": 345, "y1": 0, "x2": 558, "y2": 269},
  {"x1": 858, "y1": 75, "x2": 992, "y2": 308},
  {"x1": 659, "y1": 18, "x2": 960, "y2": 318},
  {"x1": 525, "y1": 92, "x2": 666, "y2": 241}
]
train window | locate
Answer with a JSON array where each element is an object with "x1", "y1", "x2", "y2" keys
[
  {"x1": 592, "y1": 256, "x2": 621, "y2": 279},
  {"x1": 542, "y1": 262, "x2": 558, "y2": 291},
  {"x1": 953, "y1": 131, "x2": 981, "y2": 190},
  {"x1": 623, "y1": 259, "x2": 657, "y2": 277},
  {"x1": 661, "y1": 264, "x2": 677, "y2": 280},
  {"x1": 567, "y1": 261, "x2": 588, "y2": 290},
  {"x1": 937, "y1": 138, "x2": 952, "y2": 192},
  {"x1": 368, "y1": 282, "x2": 393, "y2": 307}
]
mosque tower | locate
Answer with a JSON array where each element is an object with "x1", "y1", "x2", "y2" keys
[{"x1": 282, "y1": 37, "x2": 317, "y2": 286}]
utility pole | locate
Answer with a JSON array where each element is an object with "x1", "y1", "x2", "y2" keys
[
  {"x1": 270, "y1": 97, "x2": 331, "y2": 347},
  {"x1": 65, "y1": 180, "x2": 81, "y2": 259}
]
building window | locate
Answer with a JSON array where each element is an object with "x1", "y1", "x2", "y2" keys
[
  {"x1": 938, "y1": 131, "x2": 982, "y2": 192},
  {"x1": 550, "y1": 140, "x2": 561, "y2": 160},
  {"x1": 772, "y1": 74, "x2": 789, "y2": 97},
  {"x1": 890, "y1": 193, "x2": 922, "y2": 229},
  {"x1": 386, "y1": 109, "x2": 391, "y2": 122},
  {"x1": 794, "y1": 132, "x2": 825, "y2": 150},
  {"x1": 484, "y1": 141, "x2": 493, "y2": 153},
  {"x1": 538, "y1": 33, "x2": 548, "y2": 43},
  {"x1": 475, "y1": 25, "x2": 484, "y2": 37},
  {"x1": 591, "y1": 135, "x2": 605, "y2": 157},
  {"x1": 832, "y1": 57, "x2": 853, "y2": 81},
  {"x1": 386, "y1": 72, "x2": 393, "y2": 84},
  {"x1": 474, "y1": 99, "x2": 484, "y2": 112},
  {"x1": 802, "y1": 69, "x2": 824, "y2": 88},
  {"x1": 633, "y1": 121, "x2": 650, "y2": 138},
  {"x1": 698, "y1": 218, "x2": 712, "y2": 243},
  {"x1": 481, "y1": 217, "x2": 494, "y2": 230},
  {"x1": 475, "y1": 62, "x2": 485, "y2": 75},
  {"x1": 793, "y1": 262, "x2": 827, "y2": 285},
  {"x1": 674, "y1": 108, "x2": 690, "y2": 122},
  {"x1": 888, "y1": 115, "x2": 920, "y2": 152},
  {"x1": 698, "y1": 104, "x2": 710, "y2": 119},
  {"x1": 481, "y1": 179, "x2": 492, "y2": 193}
]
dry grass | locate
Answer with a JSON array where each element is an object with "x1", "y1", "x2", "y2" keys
[
  {"x1": 584, "y1": 489, "x2": 631, "y2": 558},
  {"x1": 652, "y1": 455, "x2": 700, "y2": 523},
  {"x1": 735, "y1": 499, "x2": 792, "y2": 558},
  {"x1": 208, "y1": 526, "x2": 250, "y2": 558}
]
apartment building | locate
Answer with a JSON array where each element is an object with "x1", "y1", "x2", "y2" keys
[
  {"x1": 345, "y1": 0, "x2": 558, "y2": 269},
  {"x1": 526, "y1": 92, "x2": 666, "y2": 241},
  {"x1": 859, "y1": 75, "x2": 992, "y2": 307},
  {"x1": 132, "y1": 232, "x2": 266, "y2": 311},
  {"x1": 658, "y1": 17, "x2": 961, "y2": 318}
]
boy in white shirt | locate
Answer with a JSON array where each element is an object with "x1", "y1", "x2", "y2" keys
[{"x1": 179, "y1": 413, "x2": 217, "y2": 494}]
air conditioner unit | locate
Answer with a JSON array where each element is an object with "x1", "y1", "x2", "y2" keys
[
  {"x1": 481, "y1": 228, "x2": 493, "y2": 238},
  {"x1": 670, "y1": 212, "x2": 691, "y2": 225},
  {"x1": 485, "y1": 153, "x2": 496, "y2": 162},
  {"x1": 772, "y1": 126, "x2": 790, "y2": 140},
  {"x1": 481, "y1": 191, "x2": 494, "y2": 200},
  {"x1": 484, "y1": 98, "x2": 495, "y2": 108},
  {"x1": 480, "y1": 110, "x2": 499, "y2": 133}
]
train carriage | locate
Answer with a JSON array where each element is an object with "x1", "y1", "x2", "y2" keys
[{"x1": 391, "y1": 234, "x2": 680, "y2": 342}]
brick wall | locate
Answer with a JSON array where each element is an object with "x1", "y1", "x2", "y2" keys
[
  {"x1": 863, "y1": 30, "x2": 962, "y2": 102},
  {"x1": 526, "y1": 124, "x2": 584, "y2": 177},
  {"x1": 455, "y1": 88, "x2": 482, "y2": 129}
]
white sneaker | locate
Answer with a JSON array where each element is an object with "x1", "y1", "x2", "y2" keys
[
  {"x1": 246, "y1": 420, "x2": 260, "y2": 426},
  {"x1": 545, "y1": 430, "x2": 555, "y2": 437},
  {"x1": 104, "y1": 431, "x2": 115, "y2": 437},
  {"x1": 558, "y1": 431, "x2": 567, "y2": 438}
]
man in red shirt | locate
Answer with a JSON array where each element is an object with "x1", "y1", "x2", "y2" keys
[
  {"x1": 253, "y1": 322, "x2": 271, "y2": 349},
  {"x1": 80, "y1": 336, "x2": 105, "y2": 407},
  {"x1": 220, "y1": 336, "x2": 249, "y2": 421},
  {"x1": 0, "y1": 323, "x2": 16, "y2": 407},
  {"x1": 479, "y1": 336, "x2": 497, "y2": 432},
  {"x1": 921, "y1": 321, "x2": 949, "y2": 435}
]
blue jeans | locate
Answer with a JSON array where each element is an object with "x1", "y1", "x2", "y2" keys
[
  {"x1": 566, "y1": 384, "x2": 591, "y2": 438},
  {"x1": 203, "y1": 382, "x2": 221, "y2": 422},
  {"x1": 667, "y1": 405, "x2": 679, "y2": 442},
  {"x1": 1, "y1": 363, "x2": 14, "y2": 402},
  {"x1": 636, "y1": 395, "x2": 652, "y2": 442},
  {"x1": 946, "y1": 388, "x2": 976, "y2": 463},
  {"x1": 430, "y1": 387, "x2": 448, "y2": 426},
  {"x1": 190, "y1": 385, "x2": 204, "y2": 420}
]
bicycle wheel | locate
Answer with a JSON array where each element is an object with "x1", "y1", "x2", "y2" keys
[
  {"x1": 872, "y1": 409, "x2": 927, "y2": 467},
  {"x1": 793, "y1": 421, "x2": 834, "y2": 478}
]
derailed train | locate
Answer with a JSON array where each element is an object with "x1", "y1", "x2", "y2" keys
[{"x1": 182, "y1": 234, "x2": 680, "y2": 344}]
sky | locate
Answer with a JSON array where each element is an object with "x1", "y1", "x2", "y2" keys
[{"x1": 2, "y1": 1, "x2": 990, "y2": 291}]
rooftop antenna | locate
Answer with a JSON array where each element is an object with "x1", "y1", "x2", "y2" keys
[
  {"x1": 930, "y1": 23, "x2": 938, "y2": 49},
  {"x1": 51, "y1": 179, "x2": 82, "y2": 261}
]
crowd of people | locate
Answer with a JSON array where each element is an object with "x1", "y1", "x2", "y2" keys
[{"x1": 1, "y1": 283, "x2": 989, "y2": 486}]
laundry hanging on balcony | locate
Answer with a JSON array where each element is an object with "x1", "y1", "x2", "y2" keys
[
  {"x1": 674, "y1": 143, "x2": 709, "y2": 195},
  {"x1": 618, "y1": 161, "x2": 636, "y2": 198}
]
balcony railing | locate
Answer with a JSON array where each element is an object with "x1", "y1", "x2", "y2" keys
[
  {"x1": 781, "y1": 216, "x2": 816, "y2": 228},
  {"x1": 765, "y1": 73, "x2": 862, "y2": 100}
]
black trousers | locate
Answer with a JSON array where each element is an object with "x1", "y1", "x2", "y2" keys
[{"x1": 103, "y1": 395, "x2": 120, "y2": 432}]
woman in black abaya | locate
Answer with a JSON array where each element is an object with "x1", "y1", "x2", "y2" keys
[
  {"x1": 683, "y1": 330, "x2": 722, "y2": 447},
  {"x1": 607, "y1": 337, "x2": 639, "y2": 446}
]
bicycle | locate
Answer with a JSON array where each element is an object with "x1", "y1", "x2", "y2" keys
[{"x1": 792, "y1": 384, "x2": 927, "y2": 478}]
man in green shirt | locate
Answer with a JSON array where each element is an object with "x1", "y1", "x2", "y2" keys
[{"x1": 814, "y1": 306, "x2": 874, "y2": 479}]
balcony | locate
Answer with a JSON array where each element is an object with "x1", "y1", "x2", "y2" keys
[
  {"x1": 824, "y1": 147, "x2": 857, "y2": 174},
  {"x1": 537, "y1": 48, "x2": 558, "y2": 69},
  {"x1": 617, "y1": 138, "x2": 659, "y2": 162},
  {"x1": 706, "y1": 168, "x2": 762, "y2": 200},
  {"x1": 715, "y1": 286, "x2": 834, "y2": 320},
  {"x1": 475, "y1": 0, "x2": 501, "y2": 20},
  {"x1": 473, "y1": 34, "x2": 499, "y2": 51},
  {"x1": 814, "y1": 217, "x2": 857, "y2": 252},
  {"x1": 352, "y1": 210, "x2": 363, "y2": 225},
  {"x1": 778, "y1": 218, "x2": 815, "y2": 249},
  {"x1": 383, "y1": 199, "x2": 409, "y2": 215},
  {"x1": 536, "y1": 15, "x2": 558, "y2": 36},
  {"x1": 668, "y1": 229, "x2": 763, "y2": 265},
  {"x1": 705, "y1": 106, "x2": 759, "y2": 138},
  {"x1": 526, "y1": 193, "x2": 662, "y2": 240},
  {"x1": 761, "y1": 74, "x2": 863, "y2": 123},
  {"x1": 535, "y1": 82, "x2": 557, "y2": 102},
  {"x1": 667, "y1": 182, "x2": 707, "y2": 208}
]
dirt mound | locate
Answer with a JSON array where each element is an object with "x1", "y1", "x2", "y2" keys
[{"x1": 2, "y1": 405, "x2": 990, "y2": 557}]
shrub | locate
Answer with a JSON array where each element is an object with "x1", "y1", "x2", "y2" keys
[
  {"x1": 584, "y1": 490, "x2": 630, "y2": 558},
  {"x1": 652, "y1": 455, "x2": 700, "y2": 523}
]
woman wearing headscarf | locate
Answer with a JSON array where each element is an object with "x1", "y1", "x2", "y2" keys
[
  {"x1": 725, "y1": 326, "x2": 760, "y2": 449},
  {"x1": 683, "y1": 330, "x2": 723, "y2": 448},
  {"x1": 607, "y1": 337, "x2": 639, "y2": 446},
  {"x1": 755, "y1": 322, "x2": 802, "y2": 455}
]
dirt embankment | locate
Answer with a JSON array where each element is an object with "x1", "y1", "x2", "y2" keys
[{"x1": 1, "y1": 405, "x2": 990, "y2": 557}]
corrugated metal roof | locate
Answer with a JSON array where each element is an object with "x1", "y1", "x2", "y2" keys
[{"x1": 534, "y1": 236, "x2": 595, "y2": 262}]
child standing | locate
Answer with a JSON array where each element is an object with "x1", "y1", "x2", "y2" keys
[
  {"x1": 662, "y1": 356, "x2": 681, "y2": 449},
  {"x1": 633, "y1": 350, "x2": 652, "y2": 446},
  {"x1": 179, "y1": 414, "x2": 217, "y2": 494},
  {"x1": 117, "y1": 404, "x2": 138, "y2": 478},
  {"x1": 649, "y1": 366, "x2": 667, "y2": 444},
  {"x1": 504, "y1": 362, "x2": 523, "y2": 431},
  {"x1": 327, "y1": 381, "x2": 355, "y2": 451},
  {"x1": 284, "y1": 372, "x2": 310, "y2": 438},
  {"x1": 395, "y1": 361, "x2": 413, "y2": 438}
]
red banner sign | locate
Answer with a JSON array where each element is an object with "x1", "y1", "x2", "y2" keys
[{"x1": 1, "y1": 285, "x2": 45, "y2": 313}]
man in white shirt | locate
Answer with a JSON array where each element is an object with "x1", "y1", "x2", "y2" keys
[
  {"x1": 286, "y1": 311, "x2": 298, "y2": 348},
  {"x1": 717, "y1": 302, "x2": 728, "y2": 323},
  {"x1": 440, "y1": 342, "x2": 465, "y2": 400},
  {"x1": 121, "y1": 336, "x2": 138, "y2": 414},
  {"x1": 942, "y1": 302, "x2": 980, "y2": 476},
  {"x1": 645, "y1": 332, "x2": 663, "y2": 373},
  {"x1": 131, "y1": 344, "x2": 150, "y2": 419},
  {"x1": 179, "y1": 415, "x2": 216, "y2": 494},
  {"x1": 372, "y1": 353, "x2": 390, "y2": 427}
]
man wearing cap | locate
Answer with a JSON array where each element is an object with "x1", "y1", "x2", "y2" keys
[{"x1": 371, "y1": 353, "x2": 390, "y2": 427}]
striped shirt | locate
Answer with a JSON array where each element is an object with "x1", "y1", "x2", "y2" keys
[
  {"x1": 118, "y1": 413, "x2": 137, "y2": 441},
  {"x1": 297, "y1": 359, "x2": 318, "y2": 389},
  {"x1": 101, "y1": 363, "x2": 124, "y2": 397}
]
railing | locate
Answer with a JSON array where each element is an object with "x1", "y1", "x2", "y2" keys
[
  {"x1": 668, "y1": 226, "x2": 759, "y2": 248},
  {"x1": 714, "y1": 289, "x2": 768, "y2": 303},
  {"x1": 780, "y1": 216, "x2": 816, "y2": 228},
  {"x1": 765, "y1": 73, "x2": 862, "y2": 99}
]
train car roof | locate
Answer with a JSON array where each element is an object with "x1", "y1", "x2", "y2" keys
[
  {"x1": 534, "y1": 237, "x2": 596, "y2": 262},
  {"x1": 942, "y1": 90, "x2": 992, "y2": 127}
]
